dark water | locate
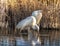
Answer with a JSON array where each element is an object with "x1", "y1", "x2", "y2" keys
[{"x1": 0, "y1": 30, "x2": 60, "y2": 46}]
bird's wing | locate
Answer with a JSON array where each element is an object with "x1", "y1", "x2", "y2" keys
[{"x1": 16, "y1": 16, "x2": 36, "y2": 30}]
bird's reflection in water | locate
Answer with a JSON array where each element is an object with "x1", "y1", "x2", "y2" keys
[
  {"x1": 16, "y1": 30, "x2": 41, "y2": 46},
  {"x1": 15, "y1": 33, "x2": 31, "y2": 46},
  {"x1": 30, "y1": 31, "x2": 41, "y2": 46},
  {"x1": 32, "y1": 36, "x2": 41, "y2": 46}
]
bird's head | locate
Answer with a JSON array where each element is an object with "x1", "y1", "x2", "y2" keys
[{"x1": 32, "y1": 10, "x2": 42, "y2": 24}]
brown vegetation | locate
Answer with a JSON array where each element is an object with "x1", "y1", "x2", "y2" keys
[
  {"x1": 6, "y1": 0, "x2": 60, "y2": 29},
  {"x1": 0, "y1": 0, "x2": 60, "y2": 35}
]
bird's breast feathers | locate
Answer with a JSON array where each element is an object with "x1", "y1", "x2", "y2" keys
[{"x1": 31, "y1": 16, "x2": 36, "y2": 26}]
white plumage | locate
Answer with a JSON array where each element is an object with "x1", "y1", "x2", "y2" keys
[
  {"x1": 16, "y1": 10, "x2": 42, "y2": 32},
  {"x1": 16, "y1": 16, "x2": 36, "y2": 30}
]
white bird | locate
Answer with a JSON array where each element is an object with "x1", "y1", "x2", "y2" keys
[{"x1": 16, "y1": 10, "x2": 42, "y2": 32}]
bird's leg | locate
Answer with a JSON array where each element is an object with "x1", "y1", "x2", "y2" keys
[
  {"x1": 35, "y1": 24, "x2": 39, "y2": 34},
  {"x1": 28, "y1": 27, "x2": 30, "y2": 35},
  {"x1": 28, "y1": 27, "x2": 32, "y2": 41}
]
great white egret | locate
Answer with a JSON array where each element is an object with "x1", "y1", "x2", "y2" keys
[{"x1": 16, "y1": 10, "x2": 42, "y2": 33}]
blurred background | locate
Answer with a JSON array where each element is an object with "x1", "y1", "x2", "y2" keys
[{"x1": 0, "y1": 0, "x2": 60, "y2": 32}]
